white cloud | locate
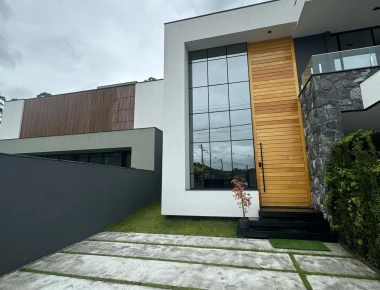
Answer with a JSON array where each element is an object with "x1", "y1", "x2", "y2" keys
[{"x1": 0, "y1": 0, "x2": 265, "y2": 99}]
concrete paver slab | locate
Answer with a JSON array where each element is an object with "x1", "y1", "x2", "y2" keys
[
  {"x1": 0, "y1": 271, "x2": 159, "y2": 290},
  {"x1": 65, "y1": 240, "x2": 296, "y2": 270},
  {"x1": 26, "y1": 253, "x2": 305, "y2": 290},
  {"x1": 91, "y1": 232, "x2": 274, "y2": 250},
  {"x1": 307, "y1": 275, "x2": 380, "y2": 290},
  {"x1": 295, "y1": 255, "x2": 376, "y2": 276},
  {"x1": 91, "y1": 232, "x2": 351, "y2": 256}
]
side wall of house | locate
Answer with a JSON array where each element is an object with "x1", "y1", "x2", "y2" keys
[
  {"x1": 300, "y1": 68, "x2": 380, "y2": 214},
  {"x1": 134, "y1": 80, "x2": 164, "y2": 131},
  {"x1": 20, "y1": 84, "x2": 135, "y2": 138},
  {"x1": 0, "y1": 100, "x2": 25, "y2": 140}
]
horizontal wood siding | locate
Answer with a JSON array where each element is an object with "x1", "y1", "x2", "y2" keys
[
  {"x1": 20, "y1": 85, "x2": 135, "y2": 138},
  {"x1": 248, "y1": 37, "x2": 311, "y2": 207}
]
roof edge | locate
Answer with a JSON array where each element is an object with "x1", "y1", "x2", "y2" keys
[{"x1": 164, "y1": 0, "x2": 279, "y2": 25}]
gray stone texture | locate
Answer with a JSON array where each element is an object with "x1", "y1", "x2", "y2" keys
[
  {"x1": 294, "y1": 255, "x2": 376, "y2": 276},
  {"x1": 307, "y1": 275, "x2": 380, "y2": 290},
  {"x1": 299, "y1": 68, "x2": 380, "y2": 216}
]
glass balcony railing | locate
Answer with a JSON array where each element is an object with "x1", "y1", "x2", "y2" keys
[{"x1": 301, "y1": 45, "x2": 380, "y2": 87}]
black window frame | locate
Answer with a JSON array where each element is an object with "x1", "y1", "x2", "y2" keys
[{"x1": 189, "y1": 43, "x2": 257, "y2": 190}]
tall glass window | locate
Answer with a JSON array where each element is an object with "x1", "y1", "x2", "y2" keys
[{"x1": 189, "y1": 43, "x2": 257, "y2": 189}]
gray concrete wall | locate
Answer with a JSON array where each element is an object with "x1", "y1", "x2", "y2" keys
[
  {"x1": 0, "y1": 130, "x2": 162, "y2": 276},
  {"x1": 0, "y1": 128, "x2": 158, "y2": 171},
  {"x1": 299, "y1": 67, "x2": 380, "y2": 216},
  {"x1": 342, "y1": 101, "x2": 380, "y2": 135}
]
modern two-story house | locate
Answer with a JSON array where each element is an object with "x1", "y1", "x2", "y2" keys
[{"x1": 0, "y1": 0, "x2": 379, "y2": 220}]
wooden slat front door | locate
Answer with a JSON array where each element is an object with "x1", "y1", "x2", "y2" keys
[{"x1": 247, "y1": 37, "x2": 311, "y2": 207}]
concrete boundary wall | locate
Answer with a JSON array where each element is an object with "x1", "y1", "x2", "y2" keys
[{"x1": 0, "y1": 129, "x2": 162, "y2": 276}]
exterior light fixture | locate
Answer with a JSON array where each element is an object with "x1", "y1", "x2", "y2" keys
[{"x1": 268, "y1": 30, "x2": 272, "y2": 33}]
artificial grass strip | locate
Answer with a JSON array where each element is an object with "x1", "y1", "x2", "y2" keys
[
  {"x1": 270, "y1": 239, "x2": 331, "y2": 252},
  {"x1": 289, "y1": 254, "x2": 312, "y2": 290},
  {"x1": 106, "y1": 202, "x2": 238, "y2": 238}
]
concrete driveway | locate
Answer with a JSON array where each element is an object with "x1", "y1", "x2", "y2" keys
[{"x1": 0, "y1": 232, "x2": 379, "y2": 289}]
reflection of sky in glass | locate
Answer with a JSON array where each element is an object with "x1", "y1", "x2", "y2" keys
[
  {"x1": 208, "y1": 59, "x2": 227, "y2": 85},
  {"x1": 229, "y1": 82, "x2": 250, "y2": 110},
  {"x1": 209, "y1": 85, "x2": 228, "y2": 112},
  {"x1": 232, "y1": 140, "x2": 255, "y2": 170},
  {"x1": 210, "y1": 142, "x2": 232, "y2": 171},
  {"x1": 191, "y1": 87, "x2": 208, "y2": 113}
]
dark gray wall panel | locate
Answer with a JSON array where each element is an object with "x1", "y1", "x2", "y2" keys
[
  {"x1": 0, "y1": 130, "x2": 162, "y2": 276},
  {"x1": 294, "y1": 34, "x2": 328, "y2": 84},
  {"x1": 342, "y1": 102, "x2": 380, "y2": 135}
]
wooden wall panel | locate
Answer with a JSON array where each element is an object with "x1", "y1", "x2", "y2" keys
[
  {"x1": 20, "y1": 85, "x2": 135, "y2": 138},
  {"x1": 248, "y1": 37, "x2": 311, "y2": 207}
]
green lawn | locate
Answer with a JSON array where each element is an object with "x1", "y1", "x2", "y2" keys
[
  {"x1": 269, "y1": 239, "x2": 331, "y2": 251},
  {"x1": 106, "y1": 203, "x2": 238, "y2": 238}
]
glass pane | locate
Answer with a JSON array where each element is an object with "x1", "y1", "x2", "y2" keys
[
  {"x1": 77, "y1": 154, "x2": 89, "y2": 163},
  {"x1": 229, "y1": 82, "x2": 251, "y2": 110},
  {"x1": 227, "y1": 43, "x2": 247, "y2": 57},
  {"x1": 192, "y1": 113, "x2": 209, "y2": 130},
  {"x1": 189, "y1": 50, "x2": 207, "y2": 63},
  {"x1": 233, "y1": 170, "x2": 257, "y2": 189},
  {"x1": 342, "y1": 54, "x2": 375, "y2": 69},
  {"x1": 208, "y1": 59, "x2": 227, "y2": 85},
  {"x1": 89, "y1": 153, "x2": 103, "y2": 165},
  {"x1": 209, "y1": 111, "x2": 230, "y2": 129},
  {"x1": 125, "y1": 153, "x2": 131, "y2": 168},
  {"x1": 339, "y1": 29, "x2": 374, "y2": 50},
  {"x1": 230, "y1": 109, "x2": 252, "y2": 126},
  {"x1": 227, "y1": 55, "x2": 249, "y2": 83},
  {"x1": 60, "y1": 155, "x2": 75, "y2": 161},
  {"x1": 190, "y1": 62, "x2": 207, "y2": 87},
  {"x1": 210, "y1": 126, "x2": 230, "y2": 142},
  {"x1": 109, "y1": 153, "x2": 122, "y2": 166},
  {"x1": 374, "y1": 28, "x2": 380, "y2": 46},
  {"x1": 232, "y1": 140, "x2": 255, "y2": 170},
  {"x1": 191, "y1": 173, "x2": 210, "y2": 189},
  {"x1": 208, "y1": 46, "x2": 226, "y2": 60},
  {"x1": 210, "y1": 172, "x2": 233, "y2": 188},
  {"x1": 231, "y1": 124, "x2": 252, "y2": 140},
  {"x1": 190, "y1": 87, "x2": 208, "y2": 114},
  {"x1": 191, "y1": 143, "x2": 211, "y2": 173},
  {"x1": 191, "y1": 114, "x2": 209, "y2": 143},
  {"x1": 209, "y1": 84, "x2": 228, "y2": 112},
  {"x1": 210, "y1": 141, "x2": 232, "y2": 171}
]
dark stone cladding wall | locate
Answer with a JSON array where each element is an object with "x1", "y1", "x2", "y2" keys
[
  {"x1": 299, "y1": 68, "x2": 380, "y2": 217},
  {"x1": 0, "y1": 128, "x2": 162, "y2": 276}
]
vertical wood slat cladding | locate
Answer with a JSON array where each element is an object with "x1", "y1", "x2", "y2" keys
[
  {"x1": 20, "y1": 85, "x2": 135, "y2": 138},
  {"x1": 248, "y1": 37, "x2": 311, "y2": 207}
]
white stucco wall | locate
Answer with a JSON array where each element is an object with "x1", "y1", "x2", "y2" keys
[
  {"x1": 0, "y1": 128, "x2": 158, "y2": 171},
  {"x1": 361, "y1": 70, "x2": 380, "y2": 109},
  {"x1": 162, "y1": 1, "x2": 301, "y2": 217},
  {"x1": 134, "y1": 80, "x2": 164, "y2": 131},
  {"x1": 0, "y1": 100, "x2": 25, "y2": 140}
]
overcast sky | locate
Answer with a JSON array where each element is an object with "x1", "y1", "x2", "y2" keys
[{"x1": 0, "y1": 0, "x2": 265, "y2": 100}]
